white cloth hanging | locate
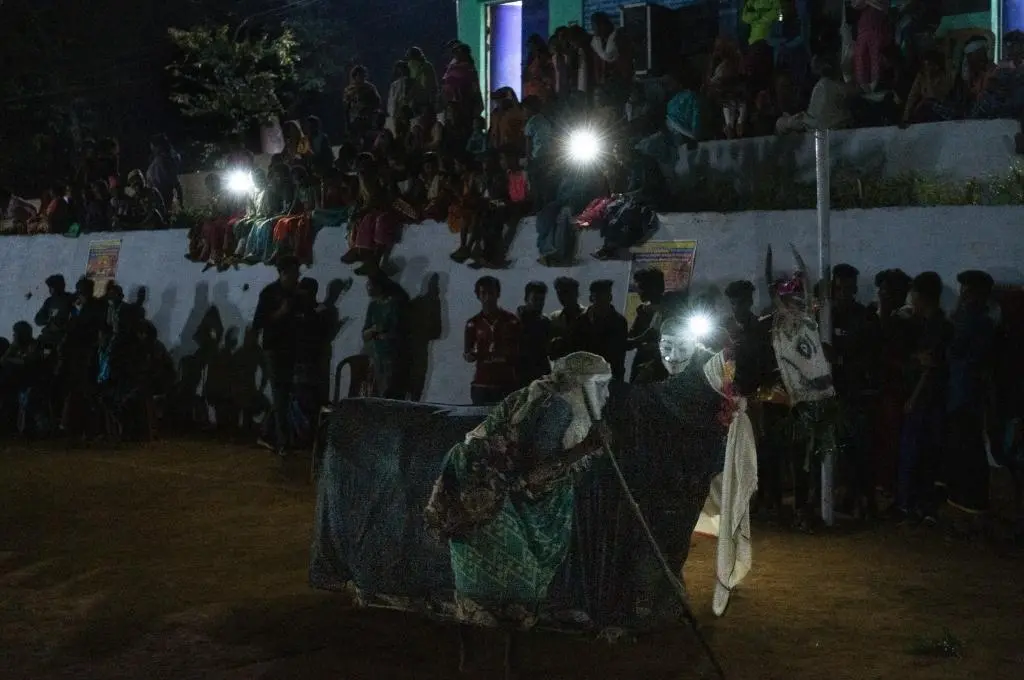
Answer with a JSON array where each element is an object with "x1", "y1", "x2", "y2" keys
[{"x1": 698, "y1": 352, "x2": 759, "y2": 617}]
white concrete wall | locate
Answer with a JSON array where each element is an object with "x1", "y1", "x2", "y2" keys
[
  {"x1": 2, "y1": 206, "x2": 1023, "y2": 404},
  {"x1": 676, "y1": 120, "x2": 1021, "y2": 189}
]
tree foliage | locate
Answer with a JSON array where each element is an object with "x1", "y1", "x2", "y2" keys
[{"x1": 166, "y1": 24, "x2": 303, "y2": 135}]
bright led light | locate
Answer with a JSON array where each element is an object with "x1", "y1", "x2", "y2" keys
[
  {"x1": 687, "y1": 313, "x2": 712, "y2": 340},
  {"x1": 567, "y1": 128, "x2": 601, "y2": 164},
  {"x1": 226, "y1": 170, "x2": 255, "y2": 194}
]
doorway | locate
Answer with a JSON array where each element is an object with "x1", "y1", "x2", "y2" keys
[{"x1": 487, "y1": 1, "x2": 524, "y2": 101}]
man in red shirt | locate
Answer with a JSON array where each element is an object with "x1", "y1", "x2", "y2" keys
[{"x1": 464, "y1": 276, "x2": 521, "y2": 405}]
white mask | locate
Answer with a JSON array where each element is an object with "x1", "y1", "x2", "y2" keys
[
  {"x1": 582, "y1": 376, "x2": 612, "y2": 416},
  {"x1": 659, "y1": 332, "x2": 698, "y2": 375}
]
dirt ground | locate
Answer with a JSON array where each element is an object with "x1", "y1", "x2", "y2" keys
[{"x1": 1, "y1": 440, "x2": 1022, "y2": 680}]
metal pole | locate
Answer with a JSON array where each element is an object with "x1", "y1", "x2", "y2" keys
[{"x1": 814, "y1": 128, "x2": 834, "y2": 527}]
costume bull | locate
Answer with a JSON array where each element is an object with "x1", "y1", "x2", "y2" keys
[{"x1": 310, "y1": 309, "x2": 762, "y2": 635}]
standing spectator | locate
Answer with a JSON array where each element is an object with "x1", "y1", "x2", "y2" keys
[
  {"x1": 898, "y1": 271, "x2": 952, "y2": 523},
  {"x1": 344, "y1": 66, "x2": 382, "y2": 147},
  {"x1": 305, "y1": 117, "x2": 334, "y2": 175},
  {"x1": 293, "y1": 278, "x2": 333, "y2": 436},
  {"x1": 944, "y1": 270, "x2": 997, "y2": 519},
  {"x1": 872, "y1": 269, "x2": 913, "y2": 496},
  {"x1": 464, "y1": 276, "x2": 520, "y2": 405},
  {"x1": 523, "y1": 34, "x2": 555, "y2": 102},
  {"x1": 488, "y1": 87, "x2": 527, "y2": 155},
  {"x1": 626, "y1": 267, "x2": 667, "y2": 384},
  {"x1": 363, "y1": 272, "x2": 409, "y2": 398},
  {"x1": 902, "y1": 50, "x2": 951, "y2": 124},
  {"x1": 851, "y1": 0, "x2": 892, "y2": 93},
  {"x1": 252, "y1": 256, "x2": 301, "y2": 456},
  {"x1": 387, "y1": 61, "x2": 421, "y2": 135},
  {"x1": 590, "y1": 12, "x2": 633, "y2": 97},
  {"x1": 549, "y1": 277, "x2": 584, "y2": 359},
  {"x1": 576, "y1": 279, "x2": 628, "y2": 382},
  {"x1": 406, "y1": 46, "x2": 439, "y2": 110},
  {"x1": 522, "y1": 96, "x2": 555, "y2": 210},
  {"x1": 517, "y1": 281, "x2": 551, "y2": 386},
  {"x1": 35, "y1": 275, "x2": 73, "y2": 350},
  {"x1": 146, "y1": 134, "x2": 183, "y2": 213},
  {"x1": 829, "y1": 263, "x2": 882, "y2": 519},
  {"x1": 742, "y1": 0, "x2": 782, "y2": 45},
  {"x1": 61, "y1": 277, "x2": 106, "y2": 436},
  {"x1": 442, "y1": 42, "x2": 484, "y2": 137}
]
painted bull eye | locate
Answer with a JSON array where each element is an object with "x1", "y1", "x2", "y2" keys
[{"x1": 796, "y1": 335, "x2": 814, "y2": 359}]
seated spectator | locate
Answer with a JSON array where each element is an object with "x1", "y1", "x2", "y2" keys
[
  {"x1": 341, "y1": 155, "x2": 400, "y2": 275},
  {"x1": 502, "y1": 152, "x2": 529, "y2": 213},
  {"x1": 282, "y1": 119, "x2": 312, "y2": 165},
  {"x1": 448, "y1": 154, "x2": 487, "y2": 263},
  {"x1": 466, "y1": 116, "x2": 488, "y2": 155},
  {"x1": 903, "y1": 50, "x2": 951, "y2": 124},
  {"x1": 29, "y1": 183, "x2": 73, "y2": 235},
  {"x1": 1, "y1": 187, "x2": 38, "y2": 232},
  {"x1": 536, "y1": 160, "x2": 608, "y2": 266},
  {"x1": 419, "y1": 152, "x2": 450, "y2": 221},
  {"x1": 776, "y1": 56, "x2": 851, "y2": 134},
  {"x1": 666, "y1": 73, "x2": 703, "y2": 143},
  {"x1": 115, "y1": 170, "x2": 167, "y2": 230}
]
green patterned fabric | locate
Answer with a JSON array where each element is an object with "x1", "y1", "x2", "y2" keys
[{"x1": 428, "y1": 387, "x2": 578, "y2": 620}]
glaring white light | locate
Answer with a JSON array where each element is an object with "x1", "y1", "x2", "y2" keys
[
  {"x1": 567, "y1": 128, "x2": 601, "y2": 164},
  {"x1": 226, "y1": 170, "x2": 255, "y2": 194},
  {"x1": 687, "y1": 313, "x2": 712, "y2": 340}
]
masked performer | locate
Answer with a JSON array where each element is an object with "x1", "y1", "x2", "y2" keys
[
  {"x1": 764, "y1": 245, "x2": 842, "y2": 531},
  {"x1": 425, "y1": 352, "x2": 614, "y2": 627}
]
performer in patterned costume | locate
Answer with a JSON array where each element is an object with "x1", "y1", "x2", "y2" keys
[{"x1": 765, "y1": 245, "x2": 843, "y2": 531}]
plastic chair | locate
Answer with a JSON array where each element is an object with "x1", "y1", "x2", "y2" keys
[{"x1": 311, "y1": 354, "x2": 372, "y2": 480}]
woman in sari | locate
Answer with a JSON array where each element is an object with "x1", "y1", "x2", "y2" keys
[
  {"x1": 442, "y1": 43, "x2": 484, "y2": 139},
  {"x1": 341, "y1": 154, "x2": 401, "y2": 276},
  {"x1": 424, "y1": 352, "x2": 613, "y2": 627},
  {"x1": 344, "y1": 66, "x2": 382, "y2": 148},
  {"x1": 523, "y1": 34, "x2": 555, "y2": 102},
  {"x1": 362, "y1": 272, "x2": 410, "y2": 398}
]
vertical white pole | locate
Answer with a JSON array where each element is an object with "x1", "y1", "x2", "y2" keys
[{"x1": 814, "y1": 128, "x2": 835, "y2": 527}]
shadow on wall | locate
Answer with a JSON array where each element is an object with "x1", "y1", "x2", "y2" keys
[{"x1": 407, "y1": 272, "x2": 443, "y2": 402}]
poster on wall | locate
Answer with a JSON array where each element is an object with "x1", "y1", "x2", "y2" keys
[
  {"x1": 85, "y1": 239, "x2": 122, "y2": 297},
  {"x1": 623, "y1": 240, "x2": 697, "y2": 324}
]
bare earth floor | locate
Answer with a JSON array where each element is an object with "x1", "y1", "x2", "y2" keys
[{"x1": 1, "y1": 440, "x2": 1022, "y2": 680}]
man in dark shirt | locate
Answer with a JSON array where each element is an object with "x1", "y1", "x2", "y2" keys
[
  {"x1": 34, "y1": 274, "x2": 73, "y2": 351},
  {"x1": 253, "y1": 255, "x2": 301, "y2": 455},
  {"x1": 576, "y1": 279, "x2": 628, "y2": 382},
  {"x1": 464, "y1": 276, "x2": 521, "y2": 405},
  {"x1": 944, "y1": 269, "x2": 997, "y2": 516},
  {"x1": 517, "y1": 280, "x2": 551, "y2": 387},
  {"x1": 626, "y1": 267, "x2": 667, "y2": 384},
  {"x1": 899, "y1": 271, "x2": 953, "y2": 521},
  {"x1": 829, "y1": 263, "x2": 883, "y2": 518},
  {"x1": 548, "y1": 277, "x2": 584, "y2": 360}
]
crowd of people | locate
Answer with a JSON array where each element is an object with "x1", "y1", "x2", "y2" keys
[
  {"x1": 0, "y1": 275, "x2": 175, "y2": 441},
  {"x1": 365, "y1": 261, "x2": 1015, "y2": 535},
  {"x1": 0, "y1": 135, "x2": 184, "y2": 236}
]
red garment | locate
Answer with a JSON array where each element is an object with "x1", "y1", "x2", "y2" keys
[
  {"x1": 507, "y1": 171, "x2": 528, "y2": 204},
  {"x1": 465, "y1": 309, "x2": 521, "y2": 389},
  {"x1": 353, "y1": 210, "x2": 400, "y2": 249},
  {"x1": 273, "y1": 214, "x2": 314, "y2": 264}
]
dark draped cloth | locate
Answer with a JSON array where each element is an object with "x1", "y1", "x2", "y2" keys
[{"x1": 310, "y1": 357, "x2": 725, "y2": 630}]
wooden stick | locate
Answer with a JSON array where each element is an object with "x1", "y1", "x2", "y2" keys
[{"x1": 584, "y1": 401, "x2": 726, "y2": 679}]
